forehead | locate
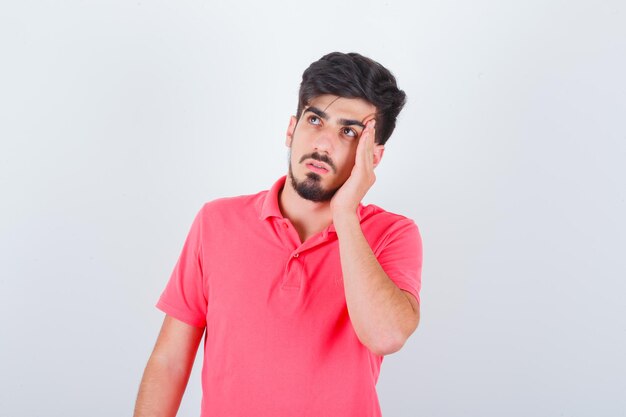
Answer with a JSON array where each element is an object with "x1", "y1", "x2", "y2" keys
[{"x1": 305, "y1": 94, "x2": 376, "y2": 123}]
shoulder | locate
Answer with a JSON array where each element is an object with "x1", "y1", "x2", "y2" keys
[
  {"x1": 359, "y1": 203, "x2": 422, "y2": 254},
  {"x1": 360, "y1": 203, "x2": 420, "y2": 234},
  {"x1": 196, "y1": 188, "x2": 268, "y2": 222},
  {"x1": 358, "y1": 204, "x2": 423, "y2": 267}
]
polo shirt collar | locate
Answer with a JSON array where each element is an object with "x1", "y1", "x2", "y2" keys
[
  {"x1": 260, "y1": 176, "x2": 288, "y2": 221},
  {"x1": 259, "y1": 176, "x2": 366, "y2": 226}
]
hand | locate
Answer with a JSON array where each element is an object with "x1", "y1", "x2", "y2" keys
[{"x1": 330, "y1": 120, "x2": 380, "y2": 216}]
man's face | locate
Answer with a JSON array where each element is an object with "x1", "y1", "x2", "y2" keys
[{"x1": 285, "y1": 94, "x2": 378, "y2": 202}]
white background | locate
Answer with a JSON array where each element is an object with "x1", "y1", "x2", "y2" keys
[{"x1": 1, "y1": 1, "x2": 625, "y2": 416}]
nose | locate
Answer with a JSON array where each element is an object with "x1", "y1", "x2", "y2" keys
[{"x1": 313, "y1": 128, "x2": 334, "y2": 154}]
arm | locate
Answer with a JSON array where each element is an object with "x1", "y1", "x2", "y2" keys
[
  {"x1": 133, "y1": 315, "x2": 205, "y2": 417},
  {"x1": 330, "y1": 120, "x2": 420, "y2": 356},
  {"x1": 333, "y1": 213, "x2": 420, "y2": 356}
]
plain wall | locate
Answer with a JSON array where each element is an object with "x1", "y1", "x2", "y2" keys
[{"x1": 1, "y1": 1, "x2": 625, "y2": 416}]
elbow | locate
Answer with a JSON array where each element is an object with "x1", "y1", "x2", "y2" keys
[
  {"x1": 365, "y1": 333, "x2": 408, "y2": 356},
  {"x1": 360, "y1": 300, "x2": 421, "y2": 356},
  {"x1": 370, "y1": 342, "x2": 403, "y2": 357},
  {"x1": 366, "y1": 321, "x2": 420, "y2": 356}
]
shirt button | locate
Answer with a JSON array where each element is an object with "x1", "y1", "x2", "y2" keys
[{"x1": 293, "y1": 253, "x2": 299, "y2": 258}]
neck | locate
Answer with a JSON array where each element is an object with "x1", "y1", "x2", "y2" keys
[{"x1": 279, "y1": 177, "x2": 334, "y2": 241}]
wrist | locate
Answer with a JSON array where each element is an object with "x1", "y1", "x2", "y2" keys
[{"x1": 332, "y1": 210, "x2": 360, "y2": 229}]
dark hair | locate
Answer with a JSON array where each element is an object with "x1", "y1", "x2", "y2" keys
[{"x1": 296, "y1": 52, "x2": 406, "y2": 145}]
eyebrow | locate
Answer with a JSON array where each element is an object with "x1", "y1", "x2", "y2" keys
[{"x1": 304, "y1": 106, "x2": 366, "y2": 129}]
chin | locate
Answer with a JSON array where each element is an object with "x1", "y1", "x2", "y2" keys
[{"x1": 289, "y1": 167, "x2": 338, "y2": 203}]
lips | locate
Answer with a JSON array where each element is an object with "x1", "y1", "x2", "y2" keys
[{"x1": 306, "y1": 162, "x2": 329, "y2": 174}]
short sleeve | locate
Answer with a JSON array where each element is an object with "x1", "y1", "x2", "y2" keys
[
  {"x1": 376, "y1": 219, "x2": 423, "y2": 305},
  {"x1": 156, "y1": 206, "x2": 208, "y2": 328}
]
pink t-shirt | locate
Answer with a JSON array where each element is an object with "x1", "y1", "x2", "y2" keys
[{"x1": 157, "y1": 176, "x2": 422, "y2": 417}]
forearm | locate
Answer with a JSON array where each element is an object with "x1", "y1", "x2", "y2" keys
[
  {"x1": 133, "y1": 354, "x2": 193, "y2": 417},
  {"x1": 333, "y1": 212, "x2": 417, "y2": 355}
]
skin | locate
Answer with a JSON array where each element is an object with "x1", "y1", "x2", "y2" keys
[
  {"x1": 134, "y1": 94, "x2": 420, "y2": 416},
  {"x1": 281, "y1": 94, "x2": 382, "y2": 240},
  {"x1": 282, "y1": 94, "x2": 420, "y2": 355},
  {"x1": 134, "y1": 316, "x2": 204, "y2": 417}
]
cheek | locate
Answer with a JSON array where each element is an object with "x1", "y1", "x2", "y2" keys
[
  {"x1": 346, "y1": 146, "x2": 359, "y2": 166},
  {"x1": 336, "y1": 152, "x2": 357, "y2": 176},
  {"x1": 290, "y1": 152, "x2": 300, "y2": 169}
]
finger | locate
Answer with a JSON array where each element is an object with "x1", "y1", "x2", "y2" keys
[
  {"x1": 366, "y1": 120, "x2": 376, "y2": 166},
  {"x1": 355, "y1": 122, "x2": 371, "y2": 166},
  {"x1": 359, "y1": 122, "x2": 373, "y2": 167}
]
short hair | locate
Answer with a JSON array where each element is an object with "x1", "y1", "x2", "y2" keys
[{"x1": 296, "y1": 52, "x2": 406, "y2": 146}]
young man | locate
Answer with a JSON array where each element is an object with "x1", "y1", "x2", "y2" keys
[{"x1": 134, "y1": 52, "x2": 422, "y2": 417}]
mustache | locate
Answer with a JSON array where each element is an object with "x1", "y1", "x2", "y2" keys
[{"x1": 299, "y1": 152, "x2": 337, "y2": 173}]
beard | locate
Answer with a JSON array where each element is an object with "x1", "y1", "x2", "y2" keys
[{"x1": 287, "y1": 150, "x2": 339, "y2": 202}]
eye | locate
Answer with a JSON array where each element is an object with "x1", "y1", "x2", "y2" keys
[
  {"x1": 308, "y1": 115, "x2": 321, "y2": 125},
  {"x1": 342, "y1": 127, "x2": 357, "y2": 138}
]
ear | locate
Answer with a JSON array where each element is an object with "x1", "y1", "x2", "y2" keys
[
  {"x1": 373, "y1": 145, "x2": 385, "y2": 169},
  {"x1": 285, "y1": 116, "x2": 297, "y2": 148}
]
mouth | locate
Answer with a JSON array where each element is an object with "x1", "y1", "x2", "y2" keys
[{"x1": 305, "y1": 162, "x2": 329, "y2": 174}]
